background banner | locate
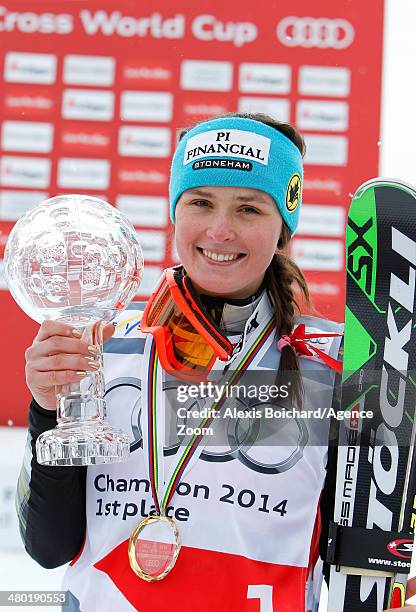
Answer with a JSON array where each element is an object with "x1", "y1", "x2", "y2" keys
[{"x1": 0, "y1": 0, "x2": 384, "y2": 425}]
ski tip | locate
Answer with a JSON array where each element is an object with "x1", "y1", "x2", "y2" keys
[{"x1": 352, "y1": 177, "x2": 416, "y2": 201}]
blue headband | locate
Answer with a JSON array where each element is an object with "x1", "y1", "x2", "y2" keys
[{"x1": 169, "y1": 116, "x2": 303, "y2": 235}]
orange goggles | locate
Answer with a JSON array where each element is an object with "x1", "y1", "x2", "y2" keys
[{"x1": 141, "y1": 266, "x2": 233, "y2": 381}]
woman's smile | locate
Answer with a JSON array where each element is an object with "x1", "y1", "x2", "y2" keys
[{"x1": 197, "y1": 247, "x2": 246, "y2": 264}]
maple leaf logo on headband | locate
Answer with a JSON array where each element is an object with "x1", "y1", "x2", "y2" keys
[{"x1": 286, "y1": 174, "x2": 301, "y2": 212}]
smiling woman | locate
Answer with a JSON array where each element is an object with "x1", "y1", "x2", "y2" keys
[
  {"x1": 18, "y1": 112, "x2": 345, "y2": 612},
  {"x1": 175, "y1": 185, "x2": 283, "y2": 298}
]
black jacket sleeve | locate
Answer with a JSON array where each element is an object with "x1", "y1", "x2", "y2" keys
[{"x1": 16, "y1": 399, "x2": 87, "y2": 569}]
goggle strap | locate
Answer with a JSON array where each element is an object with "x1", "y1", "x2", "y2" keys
[
  {"x1": 174, "y1": 268, "x2": 232, "y2": 355},
  {"x1": 183, "y1": 283, "x2": 231, "y2": 352}
]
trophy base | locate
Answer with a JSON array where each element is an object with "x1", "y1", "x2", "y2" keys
[{"x1": 36, "y1": 422, "x2": 130, "y2": 466}]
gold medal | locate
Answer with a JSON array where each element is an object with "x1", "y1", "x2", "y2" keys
[{"x1": 128, "y1": 515, "x2": 181, "y2": 582}]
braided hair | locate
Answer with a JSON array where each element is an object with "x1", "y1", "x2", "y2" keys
[{"x1": 266, "y1": 224, "x2": 311, "y2": 405}]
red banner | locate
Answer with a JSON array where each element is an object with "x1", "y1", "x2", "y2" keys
[{"x1": 0, "y1": 0, "x2": 384, "y2": 425}]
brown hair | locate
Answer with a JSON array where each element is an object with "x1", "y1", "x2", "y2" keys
[
  {"x1": 179, "y1": 112, "x2": 311, "y2": 404},
  {"x1": 267, "y1": 225, "x2": 311, "y2": 405}
]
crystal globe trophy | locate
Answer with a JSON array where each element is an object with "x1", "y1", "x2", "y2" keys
[{"x1": 4, "y1": 195, "x2": 144, "y2": 466}]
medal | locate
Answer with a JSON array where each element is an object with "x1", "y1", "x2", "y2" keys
[
  {"x1": 128, "y1": 515, "x2": 181, "y2": 581},
  {"x1": 129, "y1": 297, "x2": 276, "y2": 581}
]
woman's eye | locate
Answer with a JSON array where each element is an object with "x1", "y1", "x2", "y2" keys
[
  {"x1": 191, "y1": 199, "x2": 209, "y2": 207},
  {"x1": 241, "y1": 206, "x2": 259, "y2": 214}
]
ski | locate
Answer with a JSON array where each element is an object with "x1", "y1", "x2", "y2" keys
[{"x1": 327, "y1": 178, "x2": 416, "y2": 611}]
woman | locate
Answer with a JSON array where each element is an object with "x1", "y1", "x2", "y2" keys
[{"x1": 17, "y1": 113, "x2": 414, "y2": 611}]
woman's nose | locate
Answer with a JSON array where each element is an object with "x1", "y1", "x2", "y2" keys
[{"x1": 205, "y1": 215, "x2": 237, "y2": 241}]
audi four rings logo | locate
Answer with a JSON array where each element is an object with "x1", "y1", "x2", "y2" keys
[{"x1": 277, "y1": 16, "x2": 355, "y2": 49}]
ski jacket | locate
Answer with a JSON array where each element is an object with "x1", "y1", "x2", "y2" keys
[{"x1": 16, "y1": 295, "x2": 343, "y2": 612}]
